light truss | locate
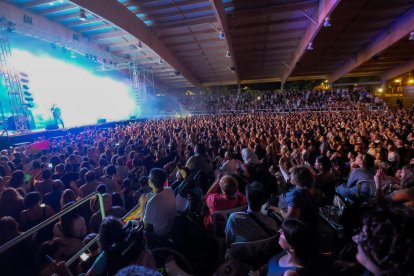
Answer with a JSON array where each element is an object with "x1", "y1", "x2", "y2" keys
[
  {"x1": 0, "y1": 16, "x2": 29, "y2": 133},
  {"x1": 0, "y1": 11, "x2": 154, "y2": 118}
]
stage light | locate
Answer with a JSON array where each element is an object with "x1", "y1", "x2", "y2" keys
[
  {"x1": 394, "y1": 79, "x2": 401, "y2": 83},
  {"x1": 79, "y1": 9, "x2": 87, "y2": 21},
  {"x1": 409, "y1": 32, "x2": 414, "y2": 41},
  {"x1": 23, "y1": 91, "x2": 32, "y2": 96},
  {"x1": 307, "y1": 42, "x2": 314, "y2": 51},
  {"x1": 377, "y1": 88, "x2": 383, "y2": 92},
  {"x1": 138, "y1": 41, "x2": 143, "y2": 49},
  {"x1": 22, "y1": 85, "x2": 30, "y2": 90},
  {"x1": 218, "y1": 31, "x2": 225, "y2": 40},
  {"x1": 408, "y1": 79, "x2": 414, "y2": 84},
  {"x1": 257, "y1": 96, "x2": 261, "y2": 100},
  {"x1": 323, "y1": 16, "x2": 331, "y2": 27},
  {"x1": 158, "y1": 58, "x2": 164, "y2": 65},
  {"x1": 226, "y1": 50, "x2": 231, "y2": 58},
  {"x1": 324, "y1": 80, "x2": 328, "y2": 83},
  {"x1": 23, "y1": 103, "x2": 34, "y2": 109},
  {"x1": 9, "y1": 48, "x2": 136, "y2": 128}
]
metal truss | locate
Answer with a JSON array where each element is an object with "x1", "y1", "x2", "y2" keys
[
  {"x1": 92, "y1": 58, "x2": 154, "y2": 114},
  {"x1": 0, "y1": 12, "x2": 154, "y2": 118},
  {"x1": 0, "y1": 16, "x2": 29, "y2": 133}
]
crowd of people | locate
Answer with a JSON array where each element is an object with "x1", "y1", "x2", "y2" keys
[
  {"x1": 0, "y1": 88, "x2": 413, "y2": 275},
  {"x1": 159, "y1": 87, "x2": 385, "y2": 114}
]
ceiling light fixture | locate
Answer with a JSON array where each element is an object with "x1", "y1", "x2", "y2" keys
[
  {"x1": 409, "y1": 31, "x2": 414, "y2": 40},
  {"x1": 323, "y1": 16, "x2": 331, "y2": 27},
  {"x1": 307, "y1": 41, "x2": 314, "y2": 51},
  {"x1": 79, "y1": 9, "x2": 87, "y2": 21},
  {"x1": 218, "y1": 31, "x2": 225, "y2": 40}
]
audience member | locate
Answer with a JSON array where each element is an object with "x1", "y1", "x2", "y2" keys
[
  {"x1": 226, "y1": 182, "x2": 278, "y2": 245},
  {"x1": 143, "y1": 168, "x2": 176, "y2": 243},
  {"x1": 267, "y1": 219, "x2": 316, "y2": 276}
]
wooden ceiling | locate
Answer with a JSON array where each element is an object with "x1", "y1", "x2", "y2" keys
[{"x1": 7, "y1": 0, "x2": 414, "y2": 87}]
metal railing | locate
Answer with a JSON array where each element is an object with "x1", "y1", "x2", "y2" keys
[
  {"x1": 66, "y1": 202, "x2": 141, "y2": 266},
  {"x1": 0, "y1": 192, "x2": 105, "y2": 254}
]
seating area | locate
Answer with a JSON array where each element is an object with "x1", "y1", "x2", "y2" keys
[
  {"x1": 155, "y1": 87, "x2": 386, "y2": 115},
  {"x1": 0, "y1": 96, "x2": 414, "y2": 275},
  {"x1": 1, "y1": 0, "x2": 414, "y2": 275}
]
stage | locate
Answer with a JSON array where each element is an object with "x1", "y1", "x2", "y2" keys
[{"x1": 0, "y1": 118, "x2": 147, "y2": 149}]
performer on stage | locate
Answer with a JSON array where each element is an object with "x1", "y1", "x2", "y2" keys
[{"x1": 51, "y1": 104, "x2": 64, "y2": 128}]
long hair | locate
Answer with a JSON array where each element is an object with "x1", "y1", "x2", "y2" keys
[
  {"x1": 0, "y1": 188, "x2": 24, "y2": 219},
  {"x1": 282, "y1": 219, "x2": 317, "y2": 267},
  {"x1": 359, "y1": 202, "x2": 414, "y2": 275},
  {"x1": 99, "y1": 217, "x2": 125, "y2": 252},
  {"x1": 60, "y1": 202, "x2": 81, "y2": 238},
  {"x1": 289, "y1": 165, "x2": 315, "y2": 189}
]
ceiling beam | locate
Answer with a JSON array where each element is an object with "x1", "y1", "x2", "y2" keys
[
  {"x1": 77, "y1": 24, "x2": 113, "y2": 33},
  {"x1": 53, "y1": 11, "x2": 83, "y2": 22},
  {"x1": 230, "y1": 17, "x2": 309, "y2": 31},
  {"x1": 123, "y1": 0, "x2": 169, "y2": 7},
  {"x1": 281, "y1": 0, "x2": 342, "y2": 84},
  {"x1": 141, "y1": 6, "x2": 212, "y2": 22},
  {"x1": 379, "y1": 59, "x2": 414, "y2": 81},
  {"x1": 160, "y1": 29, "x2": 216, "y2": 39},
  {"x1": 232, "y1": 27, "x2": 305, "y2": 40},
  {"x1": 39, "y1": 4, "x2": 78, "y2": 16},
  {"x1": 328, "y1": 5, "x2": 414, "y2": 83},
  {"x1": 126, "y1": 0, "x2": 204, "y2": 11},
  {"x1": 66, "y1": 18, "x2": 103, "y2": 27},
  {"x1": 89, "y1": 31, "x2": 127, "y2": 40},
  {"x1": 69, "y1": 0, "x2": 200, "y2": 87},
  {"x1": 154, "y1": 16, "x2": 216, "y2": 30},
  {"x1": 227, "y1": 0, "x2": 318, "y2": 18},
  {"x1": 21, "y1": 0, "x2": 55, "y2": 9}
]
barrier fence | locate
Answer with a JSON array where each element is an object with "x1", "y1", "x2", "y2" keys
[{"x1": 0, "y1": 192, "x2": 105, "y2": 254}]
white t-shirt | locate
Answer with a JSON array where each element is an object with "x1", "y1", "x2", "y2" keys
[{"x1": 143, "y1": 188, "x2": 176, "y2": 236}]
